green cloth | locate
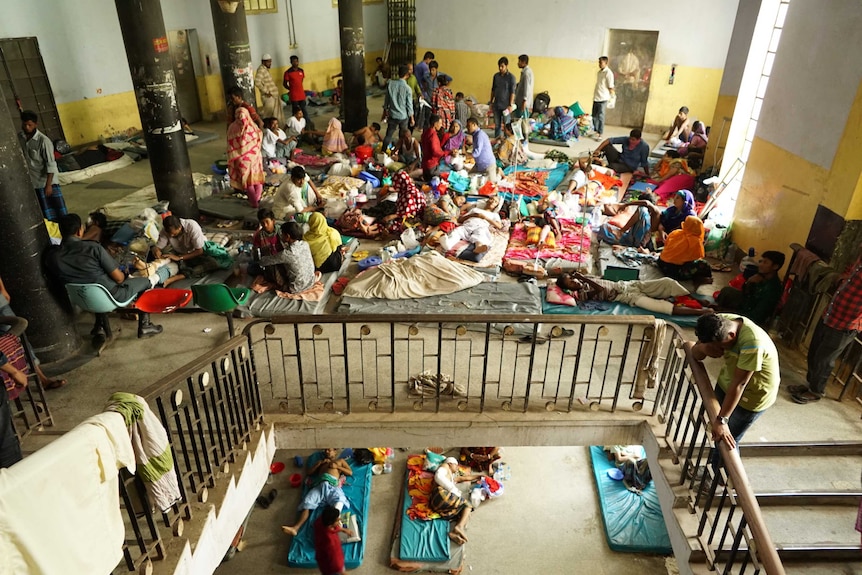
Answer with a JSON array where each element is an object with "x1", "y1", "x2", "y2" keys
[
  {"x1": 203, "y1": 240, "x2": 234, "y2": 269},
  {"x1": 715, "y1": 314, "x2": 780, "y2": 412},
  {"x1": 107, "y1": 391, "x2": 144, "y2": 427},
  {"x1": 138, "y1": 445, "x2": 175, "y2": 484}
]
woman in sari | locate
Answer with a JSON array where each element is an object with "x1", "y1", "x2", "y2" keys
[
  {"x1": 303, "y1": 212, "x2": 344, "y2": 273},
  {"x1": 382, "y1": 171, "x2": 427, "y2": 235},
  {"x1": 678, "y1": 121, "x2": 708, "y2": 163},
  {"x1": 651, "y1": 149, "x2": 696, "y2": 202},
  {"x1": 658, "y1": 190, "x2": 696, "y2": 240},
  {"x1": 657, "y1": 215, "x2": 712, "y2": 284},
  {"x1": 227, "y1": 107, "x2": 265, "y2": 207},
  {"x1": 321, "y1": 117, "x2": 348, "y2": 156},
  {"x1": 441, "y1": 119, "x2": 466, "y2": 157},
  {"x1": 548, "y1": 106, "x2": 578, "y2": 142}
]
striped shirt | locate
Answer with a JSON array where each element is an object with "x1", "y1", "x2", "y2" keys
[{"x1": 823, "y1": 255, "x2": 862, "y2": 332}]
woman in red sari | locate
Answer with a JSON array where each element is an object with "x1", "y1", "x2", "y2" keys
[{"x1": 227, "y1": 106, "x2": 265, "y2": 207}]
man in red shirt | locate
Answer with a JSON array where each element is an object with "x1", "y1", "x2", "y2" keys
[
  {"x1": 283, "y1": 55, "x2": 311, "y2": 129},
  {"x1": 314, "y1": 506, "x2": 354, "y2": 575},
  {"x1": 790, "y1": 251, "x2": 862, "y2": 404}
]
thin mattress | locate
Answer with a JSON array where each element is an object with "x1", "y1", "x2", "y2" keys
[
  {"x1": 589, "y1": 445, "x2": 672, "y2": 554},
  {"x1": 540, "y1": 287, "x2": 700, "y2": 328},
  {"x1": 287, "y1": 450, "x2": 373, "y2": 569}
]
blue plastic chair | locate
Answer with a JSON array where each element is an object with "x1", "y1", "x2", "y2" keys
[
  {"x1": 191, "y1": 284, "x2": 251, "y2": 337},
  {"x1": 65, "y1": 283, "x2": 137, "y2": 353}
]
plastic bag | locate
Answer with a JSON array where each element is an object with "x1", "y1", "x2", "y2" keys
[
  {"x1": 400, "y1": 227, "x2": 420, "y2": 250},
  {"x1": 607, "y1": 94, "x2": 617, "y2": 110}
]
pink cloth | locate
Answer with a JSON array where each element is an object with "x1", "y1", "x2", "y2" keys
[
  {"x1": 504, "y1": 218, "x2": 591, "y2": 263},
  {"x1": 292, "y1": 152, "x2": 335, "y2": 167},
  {"x1": 653, "y1": 174, "x2": 697, "y2": 202}
]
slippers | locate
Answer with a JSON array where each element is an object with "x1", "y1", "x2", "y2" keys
[
  {"x1": 786, "y1": 384, "x2": 809, "y2": 395},
  {"x1": 256, "y1": 488, "x2": 278, "y2": 509},
  {"x1": 332, "y1": 277, "x2": 350, "y2": 295},
  {"x1": 710, "y1": 263, "x2": 733, "y2": 273},
  {"x1": 791, "y1": 391, "x2": 822, "y2": 404},
  {"x1": 519, "y1": 335, "x2": 548, "y2": 345},
  {"x1": 43, "y1": 379, "x2": 67, "y2": 390}
]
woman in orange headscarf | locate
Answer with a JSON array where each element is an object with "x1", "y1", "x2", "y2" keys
[
  {"x1": 227, "y1": 106, "x2": 265, "y2": 207},
  {"x1": 657, "y1": 215, "x2": 712, "y2": 284}
]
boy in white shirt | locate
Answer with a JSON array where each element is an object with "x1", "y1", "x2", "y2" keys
[
  {"x1": 285, "y1": 108, "x2": 307, "y2": 141},
  {"x1": 262, "y1": 117, "x2": 293, "y2": 159}
]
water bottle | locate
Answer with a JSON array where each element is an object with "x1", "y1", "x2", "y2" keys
[
  {"x1": 590, "y1": 204, "x2": 603, "y2": 232},
  {"x1": 740, "y1": 247, "x2": 757, "y2": 273}
]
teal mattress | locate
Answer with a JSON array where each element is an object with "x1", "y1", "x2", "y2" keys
[
  {"x1": 398, "y1": 470, "x2": 451, "y2": 562},
  {"x1": 287, "y1": 450, "x2": 373, "y2": 569},
  {"x1": 502, "y1": 163, "x2": 570, "y2": 191},
  {"x1": 541, "y1": 288, "x2": 700, "y2": 327},
  {"x1": 589, "y1": 445, "x2": 672, "y2": 554}
]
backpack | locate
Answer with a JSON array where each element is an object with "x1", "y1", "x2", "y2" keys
[{"x1": 533, "y1": 92, "x2": 551, "y2": 115}]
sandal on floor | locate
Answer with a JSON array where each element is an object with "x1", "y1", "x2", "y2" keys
[
  {"x1": 518, "y1": 334, "x2": 548, "y2": 345},
  {"x1": 786, "y1": 384, "x2": 809, "y2": 395},
  {"x1": 256, "y1": 488, "x2": 278, "y2": 509},
  {"x1": 791, "y1": 391, "x2": 822, "y2": 404},
  {"x1": 710, "y1": 263, "x2": 733, "y2": 273},
  {"x1": 43, "y1": 379, "x2": 68, "y2": 390}
]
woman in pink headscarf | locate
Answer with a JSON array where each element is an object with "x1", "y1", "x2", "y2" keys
[
  {"x1": 227, "y1": 106, "x2": 265, "y2": 207},
  {"x1": 321, "y1": 117, "x2": 348, "y2": 156}
]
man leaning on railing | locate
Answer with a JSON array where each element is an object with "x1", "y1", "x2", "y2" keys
[{"x1": 690, "y1": 314, "x2": 780, "y2": 460}]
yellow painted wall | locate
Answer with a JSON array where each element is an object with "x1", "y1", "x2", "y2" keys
[
  {"x1": 703, "y1": 94, "x2": 736, "y2": 170},
  {"x1": 418, "y1": 47, "x2": 722, "y2": 133},
  {"x1": 732, "y1": 79, "x2": 862, "y2": 255},
  {"x1": 57, "y1": 92, "x2": 141, "y2": 147}
]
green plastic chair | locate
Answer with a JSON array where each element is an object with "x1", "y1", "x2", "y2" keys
[
  {"x1": 191, "y1": 284, "x2": 251, "y2": 337},
  {"x1": 65, "y1": 283, "x2": 137, "y2": 347}
]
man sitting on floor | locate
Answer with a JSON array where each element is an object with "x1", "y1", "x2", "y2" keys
[
  {"x1": 154, "y1": 216, "x2": 220, "y2": 282},
  {"x1": 48, "y1": 214, "x2": 163, "y2": 338},
  {"x1": 548, "y1": 271, "x2": 713, "y2": 316},
  {"x1": 258, "y1": 222, "x2": 318, "y2": 294},
  {"x1": 592, "y1": 129, "x2": 650, "y2": 199},
  {"x1": 282, "y1": 448, "x2": 353, "y2": 537},
  {"x1": 713, "y1": 250, "x2": 785, "y2": 326}
]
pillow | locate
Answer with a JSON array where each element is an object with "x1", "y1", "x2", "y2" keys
[
  {"x1": 546, "y1": 283, "x2": 577, "y2": 307},
  {"x1": 423, "y1": 449, "x2": 446, "y2": 472}
]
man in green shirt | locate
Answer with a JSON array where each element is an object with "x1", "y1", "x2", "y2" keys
[
  {"x1": 692, "y1": 313, "x2": 780, "y2": 451},
  {"x1": 714, "y1": 250, "x2": 786, "y2": 326}
]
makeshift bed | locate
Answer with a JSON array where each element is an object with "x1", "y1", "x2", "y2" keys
[
  {"x1": 436, "y1": 225, "x2": 509, "y2": 274},
  {"x1": 503, "y1": 218, "x2": 592, "y2": 273},
  {"x1": 339, "y1": 280, "x2": 542, "y2": 315},
  {"x1": 589, "y1": 445, "x2": 672, "y2": 554},
  {"x1": 541, "y1": 287, "x2": 700, "y2": 328},
  {"x1": 288, "y1": 450, "x2": 373, "y2": 569},
  {"x1": 389, "y1": 454, "x2": 464, "y2": 574},
  {"x1": 56, "y1": 153, "x2": 135, "y2": 185},
  {"x1": 528, "y1": 136, "x2": 575, "y2": 148}
]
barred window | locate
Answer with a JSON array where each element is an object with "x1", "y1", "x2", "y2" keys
[{"x1": 244, "y1": 0, "x2": 277, "y2": 14}]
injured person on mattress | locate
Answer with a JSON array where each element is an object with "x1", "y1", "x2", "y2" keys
[
  {"x1": 282, "y1": 448, "x2": 352, "y2": 537},
  {"x1": 431, "y1": 457, "x2": 481, "y2": 545},
  {"x1": 547, "y1": 272, "x2": 713, "y2": 316}
]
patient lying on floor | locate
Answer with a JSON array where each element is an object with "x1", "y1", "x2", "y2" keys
[
  {"x1": 548, "y1": 272, "x2": 712, "y2": 316},
  {"x1": 282, "y1": 448, "x2": 353, "y2": 537}
]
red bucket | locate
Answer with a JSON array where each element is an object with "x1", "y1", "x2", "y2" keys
[{"x1": 289, "y1": 473, "x2": 302, "y2": 488}]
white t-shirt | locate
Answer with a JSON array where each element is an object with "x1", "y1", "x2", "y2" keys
[
  {"x1": 593, "y1": 67, "x2": 615, "y2": 102},
  {"x1": 272, "y1": 175, "x2": 318, "y2": 219},
  {"x1": 262, "y1": 128, "x2": 286, "y2": 158},
  {"x1": 285, "y1": 116, "x2": 306, "y2": 139}
]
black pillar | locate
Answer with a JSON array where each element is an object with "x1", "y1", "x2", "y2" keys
[
  {"x1": 210, "y1": 0, "x2": 255, "y2": 107},
  {"x1": 338, "y1": 0, "x2": 368, "y2": 131},
  {"x1": 0, "y1": 89, "x2": 80, "y2": 363}
]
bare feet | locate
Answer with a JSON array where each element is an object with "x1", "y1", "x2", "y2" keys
[
  {"x1": 448, "y1": 532, "x2": 466, "y2": 545},
  {"x1": 454, "y1": 526, "x2": 469, "y2": 542},
  {"x1": 281, "y1": 526, "x2": 298, "y2": 536},
  {"x1": 474, "y1": 243, "x2": 489, "y2": 254}
]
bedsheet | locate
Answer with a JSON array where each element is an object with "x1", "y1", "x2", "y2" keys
[
  {"x1": 501, "y1": 164, "x2": 569, "y2": 198},
  {"x1": 288, "y1": 450, "x2": 373, "y2": 569},
  {"x1": 437, "y1": 225, "x2": 508, "y2": 272},
  {"x1": 56, "y1": 153, "x2": 135, "y2": 185},
  {"x1": 589, "y1": 445, "x2": 672, "y2": 554},
  {"x1": 504, "y1": 218, "x2": 591, "y2": 265}
]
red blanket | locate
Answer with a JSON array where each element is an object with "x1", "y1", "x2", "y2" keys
[{"x1": 504, "y1": 218, "x2": 591, "y2": 264}]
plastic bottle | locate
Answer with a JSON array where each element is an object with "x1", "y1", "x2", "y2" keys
[
  {"x1": 740, "y1": 247, "x2": 757, "y2": 273},
  {"x1": 590, "y1": 204, "x2": 603, "y2": 232}
]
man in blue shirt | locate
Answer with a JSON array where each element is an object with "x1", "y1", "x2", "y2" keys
[
  {"x1": 490, "y1": 57, "x2": 516, "y2": 139},
  {"x1": 466, "y1": 117, "x2": 498, "y2": 183},
  {"x1": 415, "y1": 51, "x2": 435, "y2": 101},
  {"x1": 592, "y1": 129, "x2": 650, "y2": 198},
  {"x1": 382, "y1": 65, "x2": 415, "y2": 150}
]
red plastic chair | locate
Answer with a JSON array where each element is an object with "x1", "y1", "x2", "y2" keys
[{"x1": 133, "y1": 289, "x2": 193, "y2": 314}]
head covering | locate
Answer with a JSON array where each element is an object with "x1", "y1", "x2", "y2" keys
[
  {"x1": 444, "y1": 457, "x2": 458, "y2": 466},
  {"x1": 322, "y1": 118, "x2": 348, "y2": 155},
  {"x1": 261, "y1": 54, "x2": 272, "y2": 61},
  {"x1": 570, "y1": 101, "x2": 586, "y2": 116},
  {"x1": 661, "y1": 215, "x2": 705, "y2": 265},
  {"x1": 552, "y1": 107, "x2": 577, "y2": 140},
  {"x1": 393, "y1": 171, "x2": 427, "y2": 220},
  {"x1": 303, "y1": 212, "x2": 340, "y2": 268},
  {"x1": 443, "y1": 120, "x2": 465, "y2": 152},
  {"x1": 660, "y1": 190, "x2": 696, "y2": 233},
  {"x1": 226, "y1": 107, "x2": 264, "y2": 190}
]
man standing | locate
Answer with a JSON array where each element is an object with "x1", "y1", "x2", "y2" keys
[
  {"x1": 490, "y1": 57, "x2": 516, "y2": 139},
  {"x1": 415, "y1": 51, "x2": 435, "y2": 102},
  {"x1": 691, "y1": 313, "x2": 780, "y2": 451},
  {"x1": 382, "y1": 64, "x2": 414, "y2": 150},
  {"x1": 19, "y1": 110, "x2": 66, "y2": 222},
  {"x1": 789, "y1": 252, "x2": 862, "y2": 404},
  {"x1": 514, "y1": 54, "x2": 534, "y2": 119},
  {"x1": 591, "y1": 56, "x2": 615, "y2": 140},
  {"x1": 255, "y1": 54, "x2": 284, "y2": 124},
  {"x1": 226, "y1": 87, "x2": 263, "y2": 129},
  {"x1": 283, "y1": 55, "x2": 310, "y2": 128}
]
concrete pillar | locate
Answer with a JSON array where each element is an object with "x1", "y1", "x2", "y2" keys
[
  {"x1": 337, "y1": 0, "x2": 368, "y2": 131},
  {"x1": 0, "y1": 89, "x2": 80, "y2": 362},
  {"x1": 115, "y1": 0, "x2": 200, "y2": 219},
  {"x1": 210, "y1": 0, "x2": 255, "y2": 106}
]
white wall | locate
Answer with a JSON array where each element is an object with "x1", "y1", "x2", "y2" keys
[
  {"x1": 0, "y1": 0, "x2": 386, "y2": 105},
  {"x1": 416, "y1": 0, "x2": 738, "y2": 68},
  {"x1": 756, "y1": 0, "x2": 862, "y2": 168},
  {"x1": 718, "y1": 0, "x2": 762, "y2": 96}
]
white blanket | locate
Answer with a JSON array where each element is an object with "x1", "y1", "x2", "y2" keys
[
  {"x1": 342, "y1": 251, "x2": 486, "y2": 299},
  {"x1": 0, "y1": 412, "x2": 134, "y2": 575}
]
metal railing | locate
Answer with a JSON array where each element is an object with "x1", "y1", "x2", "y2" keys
[
  {"x1": 244, "y1": 314, "x2": 785, "y2": 574},
  {"x1": 117, "y1": 336, "x2": 262, "y2": 574},
  {"x1": 0, "y1": 318, "x2": 54, "y2": 441}
]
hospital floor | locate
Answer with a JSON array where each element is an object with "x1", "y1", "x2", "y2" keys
[{"x1": 41, "y1": 96, "x2": 862, "y2": 574}]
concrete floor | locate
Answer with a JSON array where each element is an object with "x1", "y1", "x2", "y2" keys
[{"x1": 28, "y1": 95, "x2": 862, "y2": 573}]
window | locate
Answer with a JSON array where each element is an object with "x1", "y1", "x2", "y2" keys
[{"x1": 244, "y1": 0, "x2": 276, "y2": 14}]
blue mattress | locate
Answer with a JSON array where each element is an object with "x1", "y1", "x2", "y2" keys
[
  {"x1": 589, "y1": 446, "x2": 672, "y2": 554},
  {"x1": 398, "y1": 469, "x2": 451, "y2": 562},
  {"x1": 541, "y1": 288, "x2": 700, "y2": 327},
  {"x1": 287, "y1": 450, "x2": 373, "y2": 569}
]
